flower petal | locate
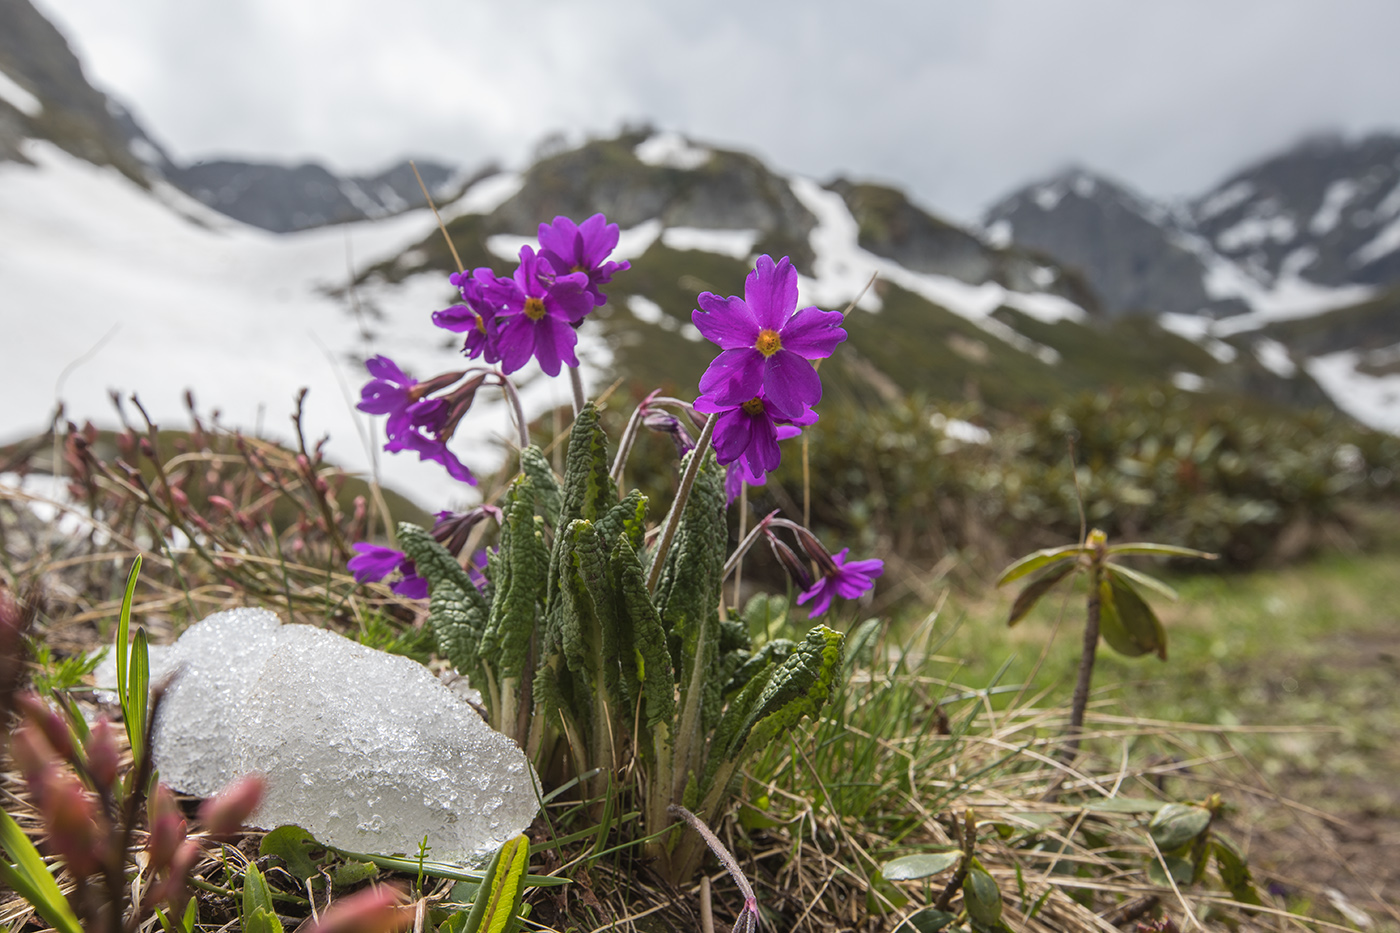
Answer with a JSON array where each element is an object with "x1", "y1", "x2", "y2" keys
[
  {"x1": 698, "y1": 348, "x2": 764, "y2": 403},
  {"x1": 744, "y1": 255, "x2": 797, "y2": 331},
  {"x1": 762, "y1": 351, "x2": 823, "y2": 419},
  {"x1": 432, "y1": 305, "x2": 479, "y2": 332},
  {"x1": 711, "y1": 409, "x2": 754, "y2": 464},
  {"x1": 692, "y1": 295, "x2": 759, "y2": 348},
  {"x1": 779, "y1": 307, "x2": 848, "y2": 359}
]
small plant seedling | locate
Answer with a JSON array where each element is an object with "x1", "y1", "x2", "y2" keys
[{"x1": 996, "y1": 529, "x2": 1215, "y2": 757}]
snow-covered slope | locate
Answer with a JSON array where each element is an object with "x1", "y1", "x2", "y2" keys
[{"x1": 1, "y1": 141, "x2": 606, "y2": 507}]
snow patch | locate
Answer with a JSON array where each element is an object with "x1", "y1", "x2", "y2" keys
[
  {"x1": 982, "y1": 218, "x2": 1012, "y2": 248},
  {"x1": 1309, "y1": 179, "x2": 1360, "y2": 235},
  {"x1": 788, "y1": 176, "x2": 1081, "y2": 365},
  {"x1": 0, "y1": 69, "x2": 41, "y2": 117},
  {"x1": 1374, "y1": 181, "x2": 1400, "y2": 222},
  {"x1": 1352, "y1": 216, "x2": 1400, "y2": 267},
  {"x1": 626, "y1": 294, "x2": 667, "y2": 326},
  {"x1": 444, "y1": 172, "x2": 523, "y2": 219},
  {"x1": 1306, "y1": 352, "x2": 1400, "y2": 434},
  {"x1": 1216, "y1": 212, "x2": 1297, "y2": 252},
  {"x1": 128, "y1": 137, "x2": 163, "y2": 168},
  {"x1": 1171, "y1": 372, "x2": 1207, "y2": 392},
  {"x1": 660, "y1": 226, "x2": 758, "y2": 259},
  {"x1": 1196, "y1": 181, "x2": 1254, "y2": 221},
  {"x1": 613, "y1": 219, "x2": 663, "y2": 261},
  {"x1": 1157, "y1": 313, "x2": 1238, "y2": 362},
  {"x1": 634, "y1": 132, "x2": 711, "y2": 171},
  {"x1": 485, "y1": 233, "x2": 533, "y2": 262},
  {"x1": 1253, "y1": 338, "x2": 1297, "y2": 378},
  {"x1": 1032, "y1": 185, "x2": 1064, "y2": 211}
]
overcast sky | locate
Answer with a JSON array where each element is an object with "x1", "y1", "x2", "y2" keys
[{"x1": 31, "y1": 0, "x2": 1400, "y2": 222}]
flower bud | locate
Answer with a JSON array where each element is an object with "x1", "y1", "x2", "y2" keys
[
  {"x1": 84, "y1": 717, "x2": 121, "y2": 789},
  {"x1": 199, "y1": 773, "x2": 266, "y2": 839},
  {"x1": 146, "y1": 784, "x2": 187, "y2": 870},
  {"x1": 41, "y1": 771, "x2": 108, "y2": 878},
  {"x1": 16, "y1": 692, "x2": 74, "y2": 764},
  {"x1": 765, "y1": 533, "x2": 813, "y2": 591},
  {"x1": 308, "y1": 885, "x2": 412, "y2": 933}
]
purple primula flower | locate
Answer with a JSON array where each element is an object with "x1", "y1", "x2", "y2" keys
[
  {"x1": 537, "y1": 214, "x2": 630, "y2": 306},
  {"x1": 347, "y1": 542, "x2": 428, "y2": 599},
  {"x1": 692, "y1": 255, "x2": 847, "y2": 419},
  {"x1": 356, "y1": 355, "x2": 419, "y2": 440},
  {"x1": 491, "y1": 246, "x2": 594, "y2": 376},
  {"x1": 796, "y1": 548, "x2": 884, "y2": 617},
  {"x1": 435, "y1": 269, "x2": 505, "y2": 363},
  {"x1": 724, "y1": 424, "x2": 802, "y2": 504},
  {"x1": 386, "y1": 413, "x2": 477, "y2": 485},
  {"x1": 695, "y1": 392, "x2": 816, "y2": 476}
]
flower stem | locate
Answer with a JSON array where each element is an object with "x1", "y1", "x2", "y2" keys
[
  {"x1": 647, "y1": 415, "x2": 716, "y2": 593},
  {"x1": 568, "y1": 365, "x2": 585, "y2": 417},
  {"x1": 733, "y1": 483, "x2": 748, "y2": 607},
  {"x1": 493, "y1": 372, "x2": 530, "y2": 451}
]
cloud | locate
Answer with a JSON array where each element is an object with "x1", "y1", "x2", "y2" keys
[{"x1": 33, "y1": 0, "x2": 1400, "y2": 221}]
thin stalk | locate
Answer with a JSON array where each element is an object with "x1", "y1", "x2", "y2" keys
[
  {"x1": 733, "y1": 483, "x2": 748, "y2": 608},
  {"x1": 609, "y1": 403, "x2": 647, "y2": 488},
  {"x1": 646, "y1": 416, "x2": 716, "y2": 593},
  {"x1": 568, "y1": 365, "x2": 585, "y2": 417},
  {"x1": 720, "y1": 511, "x2": 779, "y2": 582},
  {"x1": 410, "y1": 160, "x2": 464, "y2": 274},
  {"x1": 493, "y1": 373, "x2": 530, "y2": 451},
  {"x1": 1063, "y1": 559, "x2": 1102, "y2": 762}
]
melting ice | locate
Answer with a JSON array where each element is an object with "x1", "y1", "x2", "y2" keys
[{"x1": 94, "y1": 608, "x2": 537, "y2": 861}]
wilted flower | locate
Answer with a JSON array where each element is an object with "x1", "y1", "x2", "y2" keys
[
  {"x1": 692, "y1": 255, "x2": 846, "y2": 419},
  {"x1": 537, "y1": 213, "x2": 630, "y2": 306},
  {"x1": 431, "y1": 505, "x2": 504, "y2": 558}
]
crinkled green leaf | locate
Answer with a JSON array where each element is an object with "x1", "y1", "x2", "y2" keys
[
  {"x1": 481, "y1": 480, "x2": 549, "y2": 686},
  {"x1": 610, "y1": 536, "x2": 675, "y2": 729},
  {"x1": 518, "y1": 445, "x2": 561, "y2": 527},
  {"x1": 726, "y1": 638, "x2": 796, "y2": 694},
  {"x1": 596, "y1": 489, "x2": 648, "y2": 557},
  {"x1": 399, "y1": 522, "x2": 490, "y2": 676},
  {"x1": 995, "y1": 544, "x2": 1083, "y2": 587},
  {"x1": 1008, "y1": 562, "x2": 1075, "y2": 626},
  {"x1": 558, "y1": 403, "x2": 615, "y2": 527}
]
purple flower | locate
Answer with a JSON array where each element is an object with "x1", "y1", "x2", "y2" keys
[
  {"x1": 356, "y1": 355, "x2": 419, "y2": 440},
  {"x1": 386, "y1": 410, "x2": 477, "y2": 485},
  {"x1": 696, "y1": 393, "x2": 816, "y2": 476},
  {"x1": 537, "y1": 214, "x2": 630, "y2": 306},
  {"x1": 692, "y1": 255, "x2": 847, "y2": 419},
  {"x1": 347, "y1": 543, "x2": 428, "y2": 599},
  {"x1": 724, "y1": 424, "x2": 802, "y2": 504},
  {"x1": 435, "y1": 269, "x2": 505, "y2": 363},
  {"x1": 490, "y1": 246, "x2": 594, "y2": 376},
  {"x1": 796, "y1": 548, "x2": 884, "y2": 617}
]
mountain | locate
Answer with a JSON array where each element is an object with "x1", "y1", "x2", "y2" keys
[
  {"x1": 167, "y1": 158, "x2": 461, "y2": 233},
  {"x1": 1192, "y1": 132, "x2": 1400, "y2": 289}
]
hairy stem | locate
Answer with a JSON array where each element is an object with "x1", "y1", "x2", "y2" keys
[
  {"x1": 568, "y1": 366, "x2": 585, "y2": 417},
  {"x1": 1063, "y1": 560, "x2": 1102, "y2": 762},
  {"x1": 493, "y1": 373, "x2": 530, "y2": 451}
]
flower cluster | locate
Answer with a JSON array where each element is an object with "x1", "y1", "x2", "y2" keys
[
  {"x1": 756, "y1": 515, "x2": 884, "y2": 617},
  {"x1": 691, "y1": 255, "x2": 846, "y2": 488},
  {"x1": 435, "y1": 214, "x2": 629, "y2": 376},
  {"x1": 347, "y1": 507, "x2": 500, "y2": 598}
]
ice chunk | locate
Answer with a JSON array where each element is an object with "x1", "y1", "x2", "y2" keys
[{"x1": 93, "y1": 609, "x2": 538, "y2": 861}]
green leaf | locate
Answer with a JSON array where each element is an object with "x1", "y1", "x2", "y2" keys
[
  {"x1": 259, "y1": 825, "x2": 325, "y2": 880},
  {"x1": 740, "y1": 593, "x2": 789, "y2": 635},
  {"x1": 115, "y1": 555, "x2": 142, "y2": 751},
  {"x1": 896, "y1": 908, "x2": 958, "y2": 933},
  {"x1": 242, "y1": 861, "x2": 276, "y2": 918},
  {"x1": 1104, "y1": 543, "x2": 1216, "y2": 561},
  {"x1": 610, "y1": 536, "x2": 675, "y2": 729},
  {"x1": 1213, "y1": 837, "x2": 1263, "y2": 906},
  {"x1": 518, "y1": 445, "x2": 561, "y2": 527},
  {"x1": 963, "y1": 866, "x2": 1003, "y2": 926},
  {"x1": 462, "y1": 835, "x2": 531, "y2": 933},
  {"x1": 1103, "y1": 562, "x2": 1178, "y2": 601},
  {"x1": 481, "y1": 482, "x2": 549, "y2": 689},
  {"x1": 1077, "y1": 797, "x2": 1166, "y2": 814},
  {"x1": 243, "y1": 908, "x2": 284, "y2": 933},
  {"x1": 329, "y1": 859, "x2": 378, "y2": 887},
  {"x1": 1147, "y1": 855, "x2": 1194, "y2": 887},
  {"x1": 725, "y1": 639, "x2": 796, "y2": 695},
  {"x1": 0, "y1": 810, "x2": 83, "y2": 933},
  {"x1": 399, "y1": 523, "x2": 490, "y2": 676},
  {"x1": 129, "y1": 627, "x2": 150, "y2": 762},
  {"x1": 1007, "y1": 562, "x2": 1075, "y2": 626},
  {"x1": 880, "y1": 852, "x2": 961, "y2": 881},
  {"x1": 1096, "y1": 578, "x2": 1155, "y2": 659},
  {"x1": 1148, "y1": 803, "x2": 1212, "y2": 852},
  {"x1": 596, "y1": 489, "x2": 648, "y2": 557},
  {"x1": 1106, "y1": 573, "x2": 1168, "y2": 660},
  {"x1": 995, "y1": 544, "x2": 1083, "y2": 587},
  {"x1": 557, "y1": 403, "x2": 615, "y2": 527}
]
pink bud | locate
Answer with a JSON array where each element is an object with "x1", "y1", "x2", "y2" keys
[
  {"x1": 146, "y1": 784, "x2": 187, "y2": 870},
  {"x1": 11, "y1": 723, "x2": 59, "y2": 796},
  {"x1": 84, "y1": 718, "x2": 120, "y2": 788},
  {"x1": 16, "y1": 693, "x2": 74, "y2": 763},
  {"x1": 308, "y1": 885, "x2": 412, "y2": 933},
  {"x1": 199, "y1": 773, "x2": 266, "y2": 839},
  {"x1": 42, "y1": 772, "x2": 107, "y2": 878}
]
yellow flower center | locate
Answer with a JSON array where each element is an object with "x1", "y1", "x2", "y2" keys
[
  {"x1": 741, "y1": 397, "x2": 765, "y2": 416},
  {"x1": 523, "y1": 297, "x2": 547, "y2": 321},
  {"x1": 755, "y1": 328, "x2": 782, "y2": 357},
  {"x1": 474, "y1": 313, "x2": 487, "y2": 333}
]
